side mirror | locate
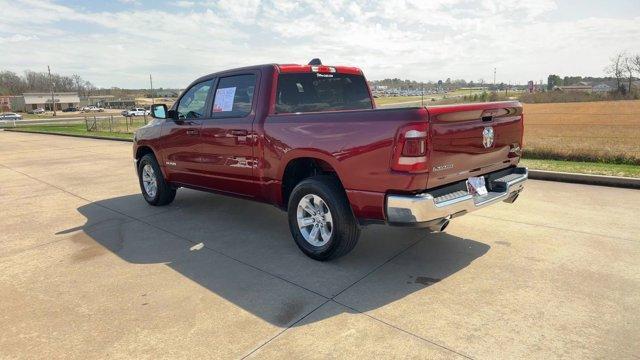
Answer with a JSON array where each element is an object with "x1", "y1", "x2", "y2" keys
[{"x1": 151, "y1": 104, "x2": 168, "y2": 119}]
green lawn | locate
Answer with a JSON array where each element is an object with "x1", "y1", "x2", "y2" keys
[
  {"x1": 9, "y1": 124, "x2": 133, "y2": 140},
  {"x1": 521, "y1": 158, "x2": 640, "y2": 178},
  {"x1": 16, "y1": 112, "x2": 125, "y2": 120}
]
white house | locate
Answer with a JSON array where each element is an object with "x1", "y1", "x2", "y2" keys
[
  {"x1": 592, "y1": 83, "x2": 612, "y2": 93},
  {"x1": 19, "y1": 92, "x2": 81, "y2": 112}
]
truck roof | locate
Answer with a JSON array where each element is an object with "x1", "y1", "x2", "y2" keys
[{"x1": 195, "y1": 62, "x2": 363, "y2": 83}]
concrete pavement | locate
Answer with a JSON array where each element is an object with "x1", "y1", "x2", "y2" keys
[{"x1": 0, "y1": 131, "x2": 638, "y2": 359}]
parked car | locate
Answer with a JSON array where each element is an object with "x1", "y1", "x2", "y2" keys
[
  {"x1": 62, "y1": 107, "x2": 79, "y2": 112},
  {"x1": 31, "y1": 108, "x2": 45, "y2": 114},
  {"x1": 123, "y1": 107, "x2": 150, "y2": 116},
  {"x1": 0, "y1": 112, "x2": 23, "y2": 121},
  {"x1": 84, "y1": 106, "x2": 104, "y2": 112},
  {"x1": 133, "y1": 60, "x2": 527, "y2": 260}
]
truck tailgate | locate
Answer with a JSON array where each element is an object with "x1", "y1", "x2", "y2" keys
[{"x1": 426, "y1": 101, "x2": 523, "y2": 189}]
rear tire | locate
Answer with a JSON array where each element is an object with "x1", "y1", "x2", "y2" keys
[
  {"x1": 288, "y1": 175, "x2": 360, "y2": 261},
  {"x1": 137, "y1": 153, "x2": 176, "y2": 206}
]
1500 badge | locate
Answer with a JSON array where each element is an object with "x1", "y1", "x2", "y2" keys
[{"x1": 433, "y1": 164, "x2": 454, "y2": 171}]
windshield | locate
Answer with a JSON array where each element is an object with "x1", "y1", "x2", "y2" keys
[{"x1": 275, "y1": 72, "x2": 373, "y2": 114}]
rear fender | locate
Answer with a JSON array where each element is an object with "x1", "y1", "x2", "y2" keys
[{"x1": 277, "y1": 149, "x2": 344, "y2": 183}]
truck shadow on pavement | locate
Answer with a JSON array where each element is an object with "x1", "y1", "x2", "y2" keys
[{"x1": 65, "y1": 189, "x2": 490, "y2": 327}]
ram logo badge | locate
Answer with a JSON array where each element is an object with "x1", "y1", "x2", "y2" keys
[{"x1": 482, "y1": 127, "x2": 495, "y2": 148}]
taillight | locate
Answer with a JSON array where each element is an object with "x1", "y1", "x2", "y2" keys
[{"x1": 392, "y1": 123, "x2": 429, "y2": 173}]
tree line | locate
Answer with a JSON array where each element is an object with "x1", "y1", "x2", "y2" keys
[
  {"x1": 0, "y1": 70, "x2": 96, "y2": 96},
  {"x1": 547, "y1": 52, "x2": 640, "y2": 94}
]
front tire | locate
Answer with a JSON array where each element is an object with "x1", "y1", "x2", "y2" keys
[
  {"x1": 137, "y1": 153, "x2": 176, "y2": 206},
  {"x1": 288, "y1": 176, "x2": 360, "y2": 261}
]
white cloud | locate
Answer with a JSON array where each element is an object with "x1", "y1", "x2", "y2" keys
[
  {"x1": 173, "y1": 0, "x2": 195, "y2": 7},
  {"x1": 0, "y1": 0, "x2": 638, "y2": 88}
]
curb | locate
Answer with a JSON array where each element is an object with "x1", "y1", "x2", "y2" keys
[
  {"x1": 3, "y1": 128, "x2": 133, "y2": 143},
  {"x1": 528, "y1": 169, "x2": 640, "y2": 189},
  {"x1": 4, "y1": 129, "x2": 639, "y2": 190}
]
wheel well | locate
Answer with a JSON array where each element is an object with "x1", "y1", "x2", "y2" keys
[
  {"x1": 135, "y1": 146, "x2": 154, "y2": 161},
  {"x1": 281, "y1": 157, "x2": 341, "y2": 206}
]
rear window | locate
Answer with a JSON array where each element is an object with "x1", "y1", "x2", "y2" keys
[{"x1": 275, "y1": 73, "x2": 373, "y2": 114}]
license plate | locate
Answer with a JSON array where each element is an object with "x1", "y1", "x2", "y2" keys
[{"x1": 467, "y1": 176, "x2": 488, "y2": 196}]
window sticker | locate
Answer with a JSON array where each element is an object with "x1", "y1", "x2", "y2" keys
[{"x1": 213, "y1": 87, "x2": 236, "y2": 112}]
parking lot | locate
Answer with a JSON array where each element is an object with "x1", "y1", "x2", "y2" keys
[{"x1": 0, "y1": 131, "x2": 638, "y2": 359}]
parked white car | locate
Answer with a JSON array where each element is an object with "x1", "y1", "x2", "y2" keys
[
  {"x1": 84, "y1": 106, "x2": 104, "y2": 112},
  {"x1": 0, "y1": 112, "x2": 23, "y2": 121},
  {"x1": 124, "y1": 107, "x2": 150, "y2": 116},
  {"x1": 32, "y1": 108, "x2": 45, "y2": 114}
]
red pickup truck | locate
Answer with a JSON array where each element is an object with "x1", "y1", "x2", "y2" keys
[{"x1": 134, "y1": 60, "x2": 527, "y2": 260}]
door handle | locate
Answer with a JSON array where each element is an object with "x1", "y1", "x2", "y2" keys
[
  {"x1": 230, "y1": 129, "x2": 248, "y2": 137},
  {"x1": 186, "y1": 129, "x2": 199, "y2": 135}
]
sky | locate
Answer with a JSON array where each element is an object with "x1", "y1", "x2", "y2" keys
[{"x1": 1, "y1": 0, "x2": 639, "y2": 89}]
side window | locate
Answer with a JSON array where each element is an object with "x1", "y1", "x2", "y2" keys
[
  {"x1": 177, "y1": 79, "x2": 213, "y2": 119},
  {"x1": 212, "y1": 74, "x2": 256, "y2": 118}
]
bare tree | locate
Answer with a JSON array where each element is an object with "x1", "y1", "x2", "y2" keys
[
  {"x1": 605, "y1": 52, "x2": 626, "y2": 94},
  {"x1": 0, "y1": 71, "x2": 26, "y2": 95},
  {"x1": 632, "y1": 54, "x2": 640, "y2": 92}
]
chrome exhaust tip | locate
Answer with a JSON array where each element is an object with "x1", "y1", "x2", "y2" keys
[
  {"x1": 429, "y1": 218, "x2": 450, "y2": 232},
  {"x1": 439, "y1": 219, "x2": 450, "y2": 232},
  {"x1": 503, "y1": 192, "x2": 519, "y2": 204}
]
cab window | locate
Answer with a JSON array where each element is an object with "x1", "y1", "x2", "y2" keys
[
  {"x1": 275, "y1": 73, "x2": 372, "y2": 114},
  {"x1": 177, "y1": 79, "x2": 213, "y2": 119},
  {"x1": 212, "y1": 74, "x2": 256, "y2": 118}
]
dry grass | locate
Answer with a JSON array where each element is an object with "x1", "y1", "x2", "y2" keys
[{"x1": 523, "y1": 100, "x2": 640, "y2": 165}]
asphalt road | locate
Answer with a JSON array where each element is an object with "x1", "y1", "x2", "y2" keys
[{"x1": 0, "y1": 131, "x2": 638, "y2": 359}]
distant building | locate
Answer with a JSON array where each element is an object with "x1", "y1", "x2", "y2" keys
[
  {"x1": 84, "y1": 95, "x2": 135, "y2": 109},
  {"x1": 554, "y1": 85, "x2": 592, "y2": 92},
  {"x1": 13, "y1": 92, "x2": 81, "y2": 112},
  {"x1": 0, "y1": 96, "x2": 16, "y2": 111},
  {"x1": 592, "y1": 83, "x2": 612, "y2": 93}
]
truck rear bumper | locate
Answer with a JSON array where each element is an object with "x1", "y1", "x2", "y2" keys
[{"x1": 386, "y1": 167, "x2": 528, "y2": 228}]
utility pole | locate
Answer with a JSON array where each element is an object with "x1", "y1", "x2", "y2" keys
[
  {"x1": 149, "y1": 74, "x2": 154, "y2": 106},
  {"x1": 493, "y1": 67, "x2": 496, "y2": 92},
  {"x1": 48, "y1": 65, "x2": 56, "y2": 117}
]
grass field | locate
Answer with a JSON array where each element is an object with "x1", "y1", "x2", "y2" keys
[
  {"x1": 10, "y1": 116, "x2": 146, "y2": 139},
  {"x1": 8, "y1": 124, "x2": 133, "y2": 139},
  {"x1": 523, "y1": 100, "x2": 640, "y2": 165},
  {"x1": 16, "y1": 109, "x2": 123, "y2": 120},
  {"x1": 520, "y1": 159, "x2": 640, "y2": 178}
]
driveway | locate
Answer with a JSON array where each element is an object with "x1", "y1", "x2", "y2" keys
[{"x1": 0, "y1": 131, "x2": 638, "y2": 359}]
